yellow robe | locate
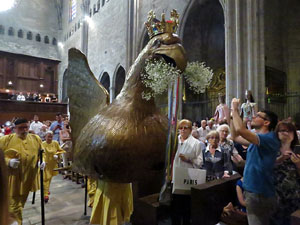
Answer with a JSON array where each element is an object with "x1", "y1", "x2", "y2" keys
[
  {"x1": 0, "y1": 133, "x2": 42, "y2": 225},
  {"x1": 42, "y1": 140, "x2": 65, "y2": 197},
  {"x1": 90, "y1": 180, "x2": 133, "y2": 225}
]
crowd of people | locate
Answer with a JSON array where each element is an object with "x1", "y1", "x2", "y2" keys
[
  {"x1": 0, "y1": 94, "x2": 300, "y2": 225},
  {"x1": 0, "y1": 113, "x2": 78, "y2": 224},
  {"x1": 172, "y1": 97, "x2": 300, "y2": 225},
  {"x1": 6, "y1": 91, "x2": 58, "y2": 103}
]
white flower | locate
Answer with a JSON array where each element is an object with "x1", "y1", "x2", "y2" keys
[
  {"x1": 141, "y1": 58, "x2": 181, "y2": 100},
  {"x1": 183, "y1": 62, "x2": 214, "y2": 94},
  {"x1": 141, "y1": 60, "x2": 213, "y2": 100}
]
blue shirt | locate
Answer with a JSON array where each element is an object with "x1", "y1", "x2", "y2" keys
[
  {"x1": 243, "y1": 132, "x2": 280, "y2": 197},
  {"x1": 50, "y1": 121, "x2": 64, "y2": 142}
]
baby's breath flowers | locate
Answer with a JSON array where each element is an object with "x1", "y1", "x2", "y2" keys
[
  {"x1": 141, "y1": 59, "x2": 213, "y2": 100},
  {"x1": 184, "y1": 62, "x2": 214, "y2": 94},
  {"x1": 141, "y1": 58, "x2": 181, "y2": 100}
]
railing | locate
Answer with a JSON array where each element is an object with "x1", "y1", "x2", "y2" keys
[{"x1": 265, "y1": 92, "x2": 300, "y2": 120}]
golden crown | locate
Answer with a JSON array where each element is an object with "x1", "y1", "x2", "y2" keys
[{"x1": 145, "y1": 9, "x2": 179, "y2": 39}]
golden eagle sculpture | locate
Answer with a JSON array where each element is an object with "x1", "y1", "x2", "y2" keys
[{"x1": 66, "y1": 10, "x2": 187, "y2": 185}]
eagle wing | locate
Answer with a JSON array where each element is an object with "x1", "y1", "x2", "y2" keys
[{"x1": 66, "y1": 48, "x2": 109, "y2": 144}]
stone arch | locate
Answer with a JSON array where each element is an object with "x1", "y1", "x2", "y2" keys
[
  {"x1": 0, "y1": 25, "x2": 4, "y2": 35},
  {"x1": 180, "y1": 0, "x2": 225, "y2": 121},
  {"x1": 8, "y1": 27, "x2": 14, "y2": 36},
  {"x1": 17, "y1": 29, "x2": 23, "y2": 38},
  {"x1": 36, "y1": 34, "x2": 41, "y2": 42},
  {"x1": 99, "y1": 72, "x2": 110, "y2": 93},
  {"x1": 27, "y1": 31, "x2": 32, "y2": 40},
  {"x1": 113, "y1": 65, "x2": 126, "y2": 98}
]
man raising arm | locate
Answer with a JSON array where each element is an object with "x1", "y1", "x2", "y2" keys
[{"x1": 230, "y1": 98, "x2": 280, "y2": 225}]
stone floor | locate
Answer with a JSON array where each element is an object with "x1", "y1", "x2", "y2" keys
[
  {"x1": 22, "y1": 174, "x2": 172, "y2": 225},
  {"x1": 23, "y1": 174, "x2": 92, "y2": 225}
]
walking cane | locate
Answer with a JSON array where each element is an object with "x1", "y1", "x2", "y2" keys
[
  {"x1": 84, "y1": 176, "x2": 88, "y2": 216},
  {"x1": 32, "y1": 192, "x2": 36, "y2": 204},
  {"x1": 39, "y1": 149, "x2": 45, "y2": 225}
]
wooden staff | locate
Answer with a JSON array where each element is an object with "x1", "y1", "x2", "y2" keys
[
  {"x1": 32, "y1": 192, "x2": 36, "y2": 204},
  {"x1": 39, "y1": 149, "x2": 45, "y2": 225},
  {"x1": 84, "y1": 176, "x2": 88, "y2": 215}
]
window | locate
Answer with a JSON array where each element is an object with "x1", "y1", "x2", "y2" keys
[
  {"x1": 75, "y1": 23, "x2": 77, "y2": 31},
  {"x1": 36, "y1": 34, "x2": 41, "y2": 42},
  {"x1": 0, "y1": 25, "x2": 4, "y2": 35},
  {"x1": 44, "y1": 36, "x2": 49, "y2": 44},
  {"x1": 8, "y1": 27, "x2": 14, "y2": 36},
  {"x1": 69, "y1": 0, "x2": 76, "y2": 22},
  {"x1": 27, "y1": 31, "x2": 32, "y2": 40},
  {"x1": 97, "y1": 0, "x2": 100, "y2": 10},
  {"x1": 18, "y1": 29, "x2": 23, "y2": 38},
  {"x1": 93, "y1": 4, "x2": 97, "y2": 14},
  {"x1": 52, "y1": 38, "x2": 57, "y2": 45},
  {"x1": 102, "y1": 0, "x2": 105, "y2": 7},
  {"x1": 77, "y1": 21, "x2": 80, "y2": 29}
]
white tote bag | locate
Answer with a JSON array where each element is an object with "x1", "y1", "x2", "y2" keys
[{"x1": 172, "y1": 166, "x2": 206, "y2": 195}]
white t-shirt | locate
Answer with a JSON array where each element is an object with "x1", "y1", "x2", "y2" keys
[{"x1": 29, "y1": 121, "x2": 44, "y2": 134}]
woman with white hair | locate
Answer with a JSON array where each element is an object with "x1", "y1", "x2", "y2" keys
[
  {"x1": 42, "y1": 131, "x2": 65, "y2": 203},
  {"x1": 217, "y1": 124, "x2": 244, "y2": 174}
]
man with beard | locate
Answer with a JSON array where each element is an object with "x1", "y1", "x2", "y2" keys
[{"x1": 0, "y1": 118, "x2": 43, "y2": 224}]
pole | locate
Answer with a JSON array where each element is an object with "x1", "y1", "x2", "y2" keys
[
  {"x1": 84, "y1": 176, "x2": 88, "y2": 215},
  {"x1": 39, "y1": 149, "x2": 45, "y2": 225},
  {"x1": 32, "y1": 192, "x2": 36, "y2": 204}
]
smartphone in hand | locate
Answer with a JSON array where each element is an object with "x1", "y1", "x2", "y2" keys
[{"x1": 293, "y1": 145, "x2": 300, "y2": 155}]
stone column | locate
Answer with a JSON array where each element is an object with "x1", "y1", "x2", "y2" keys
[
  {"x1": 220, "y1": 0, "x2": 265, "y2": 108},
  {"x1": 126, "y1": 0, "x2": 139, "y2": 71},
  {"x1": 109, "y1": 86, "x2": 115, "y2": 103},
  {"x1": 81, "y1": 0, "x2": 90, "y2": 56}
]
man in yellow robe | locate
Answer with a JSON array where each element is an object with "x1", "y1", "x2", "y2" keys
[
  {"x1": 42, "y1": 131, "x2": 65, "y2": 202},
  {"x1": 0, "y1": 118, "x2": 42, "y2": 225}
]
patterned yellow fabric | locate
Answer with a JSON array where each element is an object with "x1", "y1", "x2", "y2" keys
[
  {"x1": 88, "y1": 178, "x2": 97, "y2": 207},
  {"x1": 90, "y1": 180, "x2": 133, "y2": 225}
]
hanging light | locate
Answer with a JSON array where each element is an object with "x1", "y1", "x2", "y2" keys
[{"x1": 40, "y1": 84, "x2": 44, "y2": 88}]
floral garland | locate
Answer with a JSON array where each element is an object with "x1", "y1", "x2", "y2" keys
[
  {"x1": 141, "y1": 59, "x2": 213, "y2": 100},
  {"x1": 184, "y1": 61, "x2": 214, "y2": 94},
  {"x1": 141, "y1": 58, "x2": 181, "y2": 100}
]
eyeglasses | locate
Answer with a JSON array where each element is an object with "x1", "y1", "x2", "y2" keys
[
  {"x1": 256, "y1": 114, "x2": 268, "y2": 121},
  {"x1": 179, "y1": 126, "x2": 190, "y2": 130},
  {"x1": 278, "y1": 129, "x2": 292, "y2": 133},
  {"x1": 219, "y1": 130, "x2": 229, "y2": 133},
  {"x1": 209, "y1": 136, "x2": 219, "y2": 140}
]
